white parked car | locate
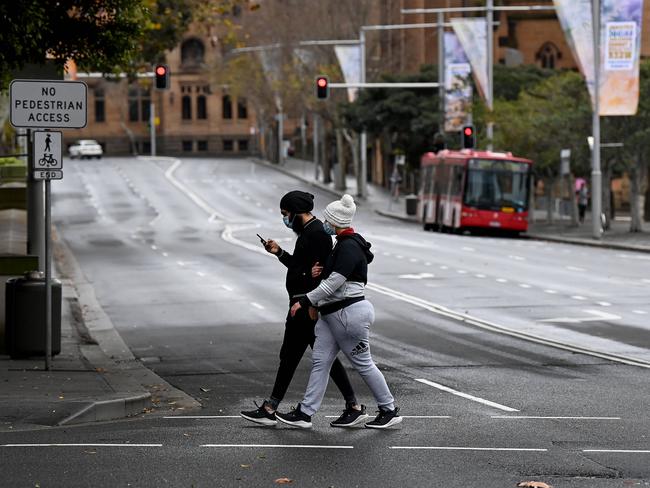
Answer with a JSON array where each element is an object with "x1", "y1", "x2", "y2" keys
[{"x1": 68, "y1": 140, "x2": 103, "y2": 159}]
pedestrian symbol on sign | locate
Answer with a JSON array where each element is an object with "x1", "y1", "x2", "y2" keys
[{"x1": 45, "y1": 134, "x2": 52, "y2": 152}]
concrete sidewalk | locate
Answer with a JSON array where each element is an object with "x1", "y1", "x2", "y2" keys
[
  {"x1": 258, "y1": 157, "x2": 650, "y2": 253},
  {"x1": 0, "y1": 210, "x2": 199, "y2": 431}
]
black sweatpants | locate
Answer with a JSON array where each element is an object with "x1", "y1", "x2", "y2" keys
[{"x1": 270, "y1": 303, "x2": 356, "y2": 406}]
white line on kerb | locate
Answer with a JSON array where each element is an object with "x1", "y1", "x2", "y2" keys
[
  {"x1": 2, "y1": 444, "x2": 162, "y2": 448},
  {"x1": 202, "y1": 444, "x2": 353, "y2": 449},
  {"x1": 164, "y1": 416, "x2": 240, "y2": 419},
  {"x1": 491, "y1": 416, "x2": 621, "y2": 420},
  {"x1": 415, "y1": 378, "x2": 519, "y2": 412},
  {"x1": 251, "y1": 302, "x2": 265, "y2": 310},
  {"x1": 324, "y1": 415, "x2": 451, "y2": 419},
  {"x1": 389, "y1": 446, "x2": 546, "y2": 452}
]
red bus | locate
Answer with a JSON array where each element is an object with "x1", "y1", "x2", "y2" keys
[{"x1": 419, "y1": 149, "x2": 533, "y2": 234}]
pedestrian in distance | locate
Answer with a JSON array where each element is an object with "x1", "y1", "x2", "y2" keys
[
  {"x1": 276, "y1": 194, "x2": 402, "y2": 430},
  {"x1": 240, "y1": 190, "x2": 368, "y2": 428},
  {"x1": 577, "y1": 182, "x2": 588, "y2": 223}
]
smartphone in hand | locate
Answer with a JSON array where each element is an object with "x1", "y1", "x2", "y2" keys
[{"x1": 256, "y1": 233, "x2": 267, "y2": 246}]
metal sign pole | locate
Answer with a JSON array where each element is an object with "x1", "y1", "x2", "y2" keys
[
  {"x1": 45, "y1": 177, "x2": 52, "y2": 371},
  {"x1": 591, "y1": 0, "x2": 603, "y2": 239}
]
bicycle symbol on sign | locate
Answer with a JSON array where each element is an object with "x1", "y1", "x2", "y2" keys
[{"x1": 38, "y1": 153, "x2": 58, "y2": 167}]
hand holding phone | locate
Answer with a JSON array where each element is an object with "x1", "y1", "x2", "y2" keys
[{"x1": 256, "y1": 233, "x2": 267, "y2": 246}]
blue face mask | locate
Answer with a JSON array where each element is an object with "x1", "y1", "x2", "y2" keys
[
  {"x1": 323, "y1": 222, "x2": 336, "y2": 235},
  {"x1": 283, "y1": 215, "x2": 293, "y2": 228}
]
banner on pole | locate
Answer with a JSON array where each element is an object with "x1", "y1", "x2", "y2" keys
[
  {"x1": 334, "y1": 45, "x2": 362, "y2": 102},
  {"x1": 451, "y1": 18, "x2": 488, "y2": 101},
  {"x1": 553, "y1": 0, "x2": 644, "y2": 115},
  {"x1": 443, "y1": 32, "x2": 472, "y2": 132}
]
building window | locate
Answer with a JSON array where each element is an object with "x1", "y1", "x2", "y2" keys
[
  {"x1": 197, "y1": 140, "x2": 208, "y2": 151},
  {"x1": 222, "y1": 95, "x2": 233, "y2": 119},
  {"x1": 237, "y1": 98, "x2": 248, "y2": 119},
  {"x1": 238, "y1": 139, "x2": 249, "y2": 152},
  {"x1": 182, "y1": 140, "x2": 193, "y2": 152},
  {"x1": 223, "y1": 139, "x2": 234, "y2": 151},
  {"x1": 128, "y1": 85, "x2": 151, "y2": 122},
  {"x1": 181, "y1": 38, "x2": 205, "y2": 67},
  {"x1": 94, "y1": 88, "x2": 105, "y2": 122},
  {"x1": 197, "y1": 95, "x2": 207, "y2": 119},
  {"x1": 182, "y1": 95, "x2": 192, "y2": 120},
  {"x1": 536, "y1": 42, "x2": 562, "y2": 69}
]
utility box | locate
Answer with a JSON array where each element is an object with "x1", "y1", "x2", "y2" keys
[{"x1": 5, "y1": 272, "x2": 61, "y2": 358}]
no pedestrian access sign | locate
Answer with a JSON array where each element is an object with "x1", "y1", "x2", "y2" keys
[{"x1": 10, "y1": 79, "x2": 87, "y2": 128}]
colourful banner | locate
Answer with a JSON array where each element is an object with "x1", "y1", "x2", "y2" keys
[
  {"x1": 553, "y1": 0, "x2": 644, "y2": 115},
  {"x1": 443, "y1": 31, "x2": 472, "y2": 132},
  {"x1": 451, "y1": 18, "x2": 488, "y2": 101},
  {"x1": 334, "y1": 45, "x2": 362, "y2": 102}
]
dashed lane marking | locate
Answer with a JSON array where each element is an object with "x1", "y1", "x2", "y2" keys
[
  {"x1": 202, "y1": 444, "x2": 354, "y2": 449},
  {"x1": 221, "y1": 285, "x2": 233, "y2": 292},
  {"x1": 571, "y1": 295, "x2": 587, "y2": 300},
  {"x1": 2, "y1": 444, "x2": 162, "y2": 448},
  {"x1": 389, "y1": 446, "x2": 546, "y2": 452},
  {"x1": 164, "y1": 416, "x2": 240, "y2": 419},
  {"x1": 583, "y1": 449, "x2": 650, "y2": 453},
  {"x1": 251, "y1": 302, "x2": 265, "y2": 310},
  {"x1": 544, "y1": 289, "x2": 557, "y2": 294},
  {"x1": 566, "y1": 266, "x2": 586, "y2": 272},
  {"x1": 415, "y1": 378, "x2": 519, "y2": 412},
  {"x1": 633, "y1": 310, "x2": 648, "y2": 315},
  {"x1": 491, "y1": 416, "x2": 621, "y2": 420}
]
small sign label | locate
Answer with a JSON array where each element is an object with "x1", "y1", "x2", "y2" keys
[
  {"x1": 34, "y1": 170, "x2": 63, "y2": 180},
  {"x1": 33, "y1": 131, "x2": 63, "y2": 170}
]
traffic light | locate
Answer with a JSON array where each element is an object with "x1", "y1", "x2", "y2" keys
[
  {"x1": 155, "y1": 64, "x2": 170, "y2": 90},
  {"x1": 461, "y1": 125, "x2": 475, "y2": 149},
  {"x1": 315, "y1": 76, "x2": 329, "y2": 99}
]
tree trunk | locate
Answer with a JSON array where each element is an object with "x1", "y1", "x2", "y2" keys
[
  {"x1": 335, "y1": 129, "x2": 346, "y2": 191},
  {"x1": 342, "y1": 129, "x2": 360, "y2": 197},
  {"x1": 602, "y1": 161, "x2": 613, "y2": 230},
  {"x1": 645, "y1": 166, "x2": 650, "y2": 222},
  {"x1": 320, "y1": 122, "x2": 331, "y2": 184},
  {"x1": 568, "y1": 173, "x2": 579, "y2": 227},
  {"x1": 545, "y1": 177, "x2": 554, "y2": 223},
  {"x1": 629, "y1": 152, "x2": 646, "y2": 232}
]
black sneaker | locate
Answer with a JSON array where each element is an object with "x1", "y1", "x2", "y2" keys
[
  {"x1": 330, "y1": 405, "x2": 369, "y2": 428},
  {"x1": 365, "y1": 406, "x2": 402, "y2": 429},
  {"x1": 276, "y1": 404, "x2": 312, "y2": 429},
  {"x1": 240, "y1": 401, "x2": 277, "y2": 426}
]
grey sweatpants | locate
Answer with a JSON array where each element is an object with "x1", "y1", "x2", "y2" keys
[{"x1": 300, "y1": 300, "x2": 395, "y2": 416}]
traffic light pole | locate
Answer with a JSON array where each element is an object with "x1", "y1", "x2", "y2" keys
[
  {"x1": 360, "y1": 29, "x2": 368, "y2": 199},
  {"x1": 150, "y1": 101, "x2": 156, "y2": 157},
  {"x1": 486, "y1": 0, "x2": 494, "y2": 151},
  {"x1": 591, "y1": 0, "x2": 603, "y2": 239}
]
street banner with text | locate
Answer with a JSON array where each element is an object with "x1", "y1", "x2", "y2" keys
[
  {"x1": 451, "y1": 18, "x2": 488, "y2": 101},
  {"x1": 553, "y1": 0, "x2": 644, "y2": 115},
  {"x1": 334, "y1": 45, "x2": 362, "y2": 102},
  {"x1": 444, "y1": 31, "x2": 472, "y2": 132}
]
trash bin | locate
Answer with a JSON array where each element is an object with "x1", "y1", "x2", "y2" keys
[
  {"x1": 5, "y1": 271, "x2": 61, "y2": 358},
  {"x1": 405, "y1": 194, "x2": 418, "y2": 216}
]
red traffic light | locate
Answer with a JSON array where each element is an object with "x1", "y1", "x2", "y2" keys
[
  {"x1": 464, "y1": 127, "x2": 473, "y2": 136},
  {"x1": 155, "y1": 64, "x2": 170, "y2": 90},
  {"x1": 155, "y1": 65, "x2": 167, "y2": 76},
  {"x1": 317, "y1": 77, "x2": 327, "y2": 88},
  {"x1": 315, "y1": 76, "x2": 329, "y2": 99}
]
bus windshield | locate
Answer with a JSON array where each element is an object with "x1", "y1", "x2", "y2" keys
[{"x1": 464, "y1": 159, "x2": 530, "y2": 210}]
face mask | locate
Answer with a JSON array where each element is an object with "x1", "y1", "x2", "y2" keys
[
  {"x1": 283, "y1": 215, "x2": 293, "y2": 229},
  {"x1": 323, "y1": 222, "x2": 336, "y2": 235}
]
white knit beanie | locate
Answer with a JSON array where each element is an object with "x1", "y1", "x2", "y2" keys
[{"x1": 323, "y1": 194, "x2": 356, "y2": 228}]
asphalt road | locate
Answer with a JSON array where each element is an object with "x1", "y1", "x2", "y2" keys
[{"x1": 2, "y1": 156, "x2": 649, "y2": 487}]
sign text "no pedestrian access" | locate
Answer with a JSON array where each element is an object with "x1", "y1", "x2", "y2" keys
[{"x1": 10, "y1": 80, "x2": 87, "y2": 129}]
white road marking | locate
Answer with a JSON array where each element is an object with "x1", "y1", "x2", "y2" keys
[
  {"x1": 519, "y1": 284, "x2": 532, "y2": 289},
  {"x1": 509, "y1": 255, "x2": 526, "y2": 261},
  {"x1": 389, "y1": 446, "x2": 546, "y2": 452},
  {"x1": 255, "y1": 202, "x2": 262, "y2": 207},
  {"x1": 196, "y1": 271, "x2": 206, "y2": 277},
  {"x1": 475, "y1": 274, "x2": 486, "y2": 279},
  {"x1": 566, "y1": 266, "x2": 586, "y2": 272},
  {"x1": 461, "y1": 247, "x2": 475, "y2": 252},
  {"x1": 538, "y1": 309, "x2": 622, "y2": 324},
  {"x1": 177, "y1": 261, "x2": 186, "y2": 266},
  {"x1": 492, "y1": 416, "x2": 621, "y2": 420},
  {"x1": 425, "y1": 262, "x2": 432, "y2": 266},
  {"x1": 162, "y1": 252, "x2": 169, "y2": 257},
  {"x1": 544, "y1": 289, "x2": 557, "y2": 294},
  {"x1": 583, "y1": 450, "x2": 650, "y2": 453},
  {"x1": 596, "y1": 301, "x2": 612, "y2": 307},
  {"x1": 440, "y1": 265, "x2": 448, "y2": 270},
  {"x1": 496, "y1": 278, "x2": 508, "y2": 283},
  {"x1": 382, "y1": 252, "x2": 391, "y2": 256},
  {"x1": 221, "y1": 285, "x2": 233, "y2": 292},
  {"x1": 415, "y1": 378, "x2": 519, "y2": 412},
  {"x1": 324, "y1": 415, "x2": 451, "y2": 419},
  {"x1": 151, "y1": 245, "x2": 158, "y2": 251},
  {"x1": 2, "y1": 444, "x2": 162, "y2": 448},
  {"x1": 571, "y1": 295, "x2": 587, "y2": 301},
  {"x1": 457, "y1": 270, "x2": 468, "y2": 274},
  {"x1": 409, "y1": 258, "x2": 418, "y2": 263},
  {"x1": 642, "y1": 279, "x2": 650, "y2": 284},
  {"x1": 399, "y1": 273, "x2": 435, "y2": 280},
  {"x1": 202, "y1": 444, "x2": 353, "y2": 449},
  {"x1": 396, "y1": 255, "x2": 404, "y2": 259},
  {"x1": 251, "y1": 302, "x2": 265, "y2": 310},
  {"x1": 633, "y1": 310, "x2": 648, "y2": 315},
  {"x1": 164, "y1": 416, "x2": 240, "y2": 419}
]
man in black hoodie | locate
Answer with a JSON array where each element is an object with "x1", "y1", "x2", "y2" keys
[{"x1": 240, "y1": 190, "x2": 367, "y2": 427}]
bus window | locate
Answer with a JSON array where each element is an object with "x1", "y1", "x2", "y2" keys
[{"x1": 465, "y1": 159, "x2": 529, "y2": 210}]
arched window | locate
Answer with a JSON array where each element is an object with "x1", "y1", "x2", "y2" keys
[
  {"x1": 197, "y1": 95, "x2": 207, "y2": 119},
  {"x1": 181, "y1": 38, "x2": 205, "y2": 67},
  {"x1": 536, "y1": 42, "x2": 562, "y2": 69}
]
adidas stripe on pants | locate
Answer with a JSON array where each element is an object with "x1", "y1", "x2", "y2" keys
[{"x1": 300, "y1": 300, "x2": 396, "y2": 416}]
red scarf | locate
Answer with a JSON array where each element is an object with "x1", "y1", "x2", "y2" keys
[{"x1": 336, "y1": 228, "x2": 355, "y2": 239}]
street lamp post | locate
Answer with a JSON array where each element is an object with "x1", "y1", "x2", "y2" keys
[
  {"x1": 486, "y1": 0, "x2": 494, "y2": 151},
  {"x1": 591, "y1": 0, "x2": 603, "y2": 239}
]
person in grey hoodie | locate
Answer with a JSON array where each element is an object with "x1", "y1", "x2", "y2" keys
[{"x1": 276, "y1": 194, "x2": 401, "y2": 429}]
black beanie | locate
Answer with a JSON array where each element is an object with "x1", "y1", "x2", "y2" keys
[{"x1": 280, "y1": 191, "x2": 314, "y2": 213}]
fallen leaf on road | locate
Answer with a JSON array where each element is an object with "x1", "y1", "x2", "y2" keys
[
  {"x1": 84, "y1": 450, "x2": 97, "y2": 455},
  {"x1": 58, "y1": 395, "x2": 65, "y2": 399},
  {"x1": 240, "y1": 464, "x2": 251, "y2": 468},
  {"x1": 183, "y1": 433, "x2": 191, "y2": 437},
  {"x1": 517, "y1": 482, "x2": 553, "y2": 488},
  {"x1": 275, "y1": 478, "x2": 293, "y2": 484},
  {"x1": 200, "y1": 387, "x2": 210, "y2": 393}
]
